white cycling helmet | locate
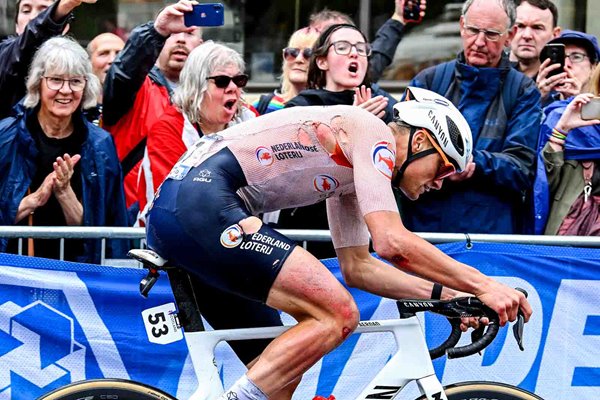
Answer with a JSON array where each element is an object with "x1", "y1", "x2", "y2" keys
[{"x1": 392, "y1": 87, "x2": 473, "y2": 183}]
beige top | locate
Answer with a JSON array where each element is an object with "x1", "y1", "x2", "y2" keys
[{"x1": 168, "y1": 105, "x2": 400, "y2": 248}]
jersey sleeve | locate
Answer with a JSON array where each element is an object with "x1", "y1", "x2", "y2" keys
[
  {"x1": 327, "y1": 193, "x2": 371, "y2": 249},
  {"x1": 345, "y1": 113, "x2": 400, "y2": 217}
]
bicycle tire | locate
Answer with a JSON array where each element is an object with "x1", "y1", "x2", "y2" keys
[
  {"x1": 36, "y1": 378, "x2": 178, "y2": 400},
  {"x1": 414, "y1": 381, "x2": 544, "y2": 400}
]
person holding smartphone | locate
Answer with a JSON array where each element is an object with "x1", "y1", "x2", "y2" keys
[
  {"x1": 533, "y1": 64, "x2": 600, "y2": 235},
  {"x1": 537, "y1": 30, "x2": 600, "y2": 106}
]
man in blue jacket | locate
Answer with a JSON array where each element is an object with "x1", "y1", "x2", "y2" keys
[{"x1": 402, "y1": 0, "x2": 541, "y2": 234}]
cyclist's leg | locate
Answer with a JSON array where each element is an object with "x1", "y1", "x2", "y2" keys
[
  {"x1": 191, "y1": 275, "x2": 282, "y2": 364},
  {"x1": 240, "y1": 244, "x2": 359, "y2": 397}
]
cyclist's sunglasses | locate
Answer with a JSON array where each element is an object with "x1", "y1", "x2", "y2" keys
[
  {"x1": 420, "y1": 129, "x2": 457, "y2": 180},
  {"x1": 207, "y1": 74, "x2": 249, "y2": 89},
  {"x1": 283, "y1": 47, "x2": 313, "y2": 61}
]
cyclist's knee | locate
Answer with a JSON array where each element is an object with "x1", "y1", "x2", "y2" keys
[
  {"x1": 328, "y1": 295, "x2": 359, "y2": 341},
  {"x1": 238, "y1": 216, "x2": 262, "y2": 234}
]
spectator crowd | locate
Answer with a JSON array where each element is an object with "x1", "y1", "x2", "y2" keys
[{"x1": 0, "y1": 0, "x2": 599, "y2": 264}]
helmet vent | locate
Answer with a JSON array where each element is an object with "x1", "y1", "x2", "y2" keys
[{"x1": 446, "y1": 116, "x2": 464, "y2": 156}]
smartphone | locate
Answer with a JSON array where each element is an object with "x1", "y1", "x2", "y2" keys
[
  {"x1": 581, "y1": 97, "x2": 600, "y2": 120},
  {"x1": 403, "y1": 0, "x2": 423, "y2": 23},
  {"x1": 184, "y1": 3, "x2": 225, "y2": 27},
  {"x1": 540, "y1": 43, "x2": 565, "y2": 77}
]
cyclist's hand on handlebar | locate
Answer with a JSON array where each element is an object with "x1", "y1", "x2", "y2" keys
[
  {"x1": 476, "y1": 282, "x2": 532, "y2": 326},
  {"x1": 460, "y1": 315, "x2": 489, "y2": 332}
]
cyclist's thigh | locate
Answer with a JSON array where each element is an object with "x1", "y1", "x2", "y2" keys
[
  {"x1": 267, "y1": 245, "x2": 356, "y2": 319},
  {"x1": 192, "y1": 276, "x2": 282, "y2": 365}
]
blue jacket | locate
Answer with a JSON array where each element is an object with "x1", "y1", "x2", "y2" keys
[
  {"x1": 0, "y1": 104, "x2": 128, "y2": 262},
  {"x1": 402, "y1": 53, "x2": 541, "y2": 234},
  {"x1": 533, "y1": 98, "x2": 600, "y2": 233}
]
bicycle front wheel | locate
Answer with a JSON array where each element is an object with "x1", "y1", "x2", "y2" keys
[
  {"x1": 36, "y1": 378, "x2": 178, "y2": 400},
  {"x1": 415, "y1": 381, "x2": 543, "y2": 400}
]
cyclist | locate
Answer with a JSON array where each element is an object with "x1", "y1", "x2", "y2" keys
[{"x1": 145, "y1": 86, "x2": 532, "y2": 400}]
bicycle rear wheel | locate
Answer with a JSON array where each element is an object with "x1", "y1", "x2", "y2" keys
[
  {"x1": 36, "y1": 378, "x2": 178, "y2": 400},
  {"x1": 415, "y1": 381, "x2": 543, "y2": 400}
]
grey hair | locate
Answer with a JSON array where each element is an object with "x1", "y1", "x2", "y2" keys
[
  {"x1": 173, "y1": 41, "x2": 245, "y2": 124},
  {"x1": 462, "y1": 0, "x2": 516, "y2": 28},
  {"x1": 24, "y1": 36, "x2": 101, "y2": 110}
]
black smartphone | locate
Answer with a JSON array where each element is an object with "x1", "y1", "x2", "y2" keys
[
  {"x1": 581, "y1": 97, "x2": 600, "y2": 120},
  {"x1": 540, "y1": 43, "x2": 565, "y2": 77},
  {"x1": 403, "y1": 0, "x2": 423, "y2": 23},
  {"x1": 184, "y1": 3, "x2": 225, "y2": 27}
]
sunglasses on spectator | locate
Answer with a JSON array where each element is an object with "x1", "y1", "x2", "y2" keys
[
  {"x1": 462, "y1": 23, "x2": 508, "y2": 42},
  {"x1": 43, "y1": 76, "x2": 87, "y2": 92},
  {"x1": 565, "y1": 52, "x2": 589, "y2": 63},
  {"x1": 283, "y1": 47, "x2": 313, "y2": 61},
  {"x1": 207, "y1": 74, "x2": 249, "y2": 89},
  {"x1": 327, "y1": 40, "x2": 372, "y2": 57},
  {"x1": 420, "y1": 129, "x2": 457, "y2": 180}
]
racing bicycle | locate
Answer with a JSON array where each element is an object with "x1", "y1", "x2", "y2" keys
[{"x1": 38, "y1": 249, "x2": 543, "y2": 400}]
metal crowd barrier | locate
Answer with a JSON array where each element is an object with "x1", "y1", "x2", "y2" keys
[{"x1": 0, "y1": 226, "x2": 599, "y2": 265}]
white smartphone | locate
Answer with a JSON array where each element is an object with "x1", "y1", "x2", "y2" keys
[{"x1": 581, "y1": 97, "x2": 600, "y2": 120}]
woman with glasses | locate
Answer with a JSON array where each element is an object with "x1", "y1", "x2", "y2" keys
[
  {"x1": 274, "y1": 24, "x2": 398, "y2": 259},
  {"x1": 537, "y1": 30, "x2": 600, "y2": 107},
  {"x1": 135, "y1": 41, "x2": 257, "y2": 225},
  {"x1": 286, "y1": 24, "x2": 396, "y2": 123},
  {"x1": 0, "y1": 36, "x2": 128, "y2": 263},
  {"x1": 253, "y1": 27, "x2": 319, "y2": 115}
]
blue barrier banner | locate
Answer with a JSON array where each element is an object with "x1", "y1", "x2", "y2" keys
[
  {"x1": 1, "y1": 242, "x2": 599, "y2": 400},
  {"x1": 0, "y1": 253, "x2": 197, "y2": 400},
  {"x1": 216, "y1": 242, "x2": 600, "y2": 400}
]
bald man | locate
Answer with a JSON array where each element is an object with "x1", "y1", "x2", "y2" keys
[{"x1": 88, "y1": 32, "x2": 125, "y2": 86}]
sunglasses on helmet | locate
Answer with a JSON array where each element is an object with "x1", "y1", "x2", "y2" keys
[
  {"x1": 283, "y1": 47, "x2": 313, "y2": 61},
  {"x1": 420, "y1": 129, "x2": 457, "y2": 180},
  {"x1": 207, "y1": 74, "x2": 249, "y2": 89}
]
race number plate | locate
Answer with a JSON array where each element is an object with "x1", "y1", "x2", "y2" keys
[{"x1": 142, "y1": 302, "x2": 184, "y2": 344}]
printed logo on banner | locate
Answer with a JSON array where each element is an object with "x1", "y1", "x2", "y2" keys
[
  {"x1": 0, "y1": 300, "x2": 86, "y2": 397},
  {"x1": 256, "y1": 146, "x2": 274, "y2": 166},
  {"x1": 371, "y1": 141, "x2": 395, "y2": 179},
  {"x1": 221, "y1": 224, "x2": 243, "y2": 248},
  {"x1": 142, "y1": 303, "x2": 183, "y2": 345}
]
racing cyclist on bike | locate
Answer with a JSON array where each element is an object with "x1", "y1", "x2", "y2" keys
[{"x1": 145, "y1": 86, "x2": 532, "y2": 400}]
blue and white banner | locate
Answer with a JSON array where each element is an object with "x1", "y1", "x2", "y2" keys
[
  {"x1": 0, "y1": 253, "x2": 197, "y2": 400},
  {"x1": 0, "y1": 242, "x2": 599, "y2": 400}
]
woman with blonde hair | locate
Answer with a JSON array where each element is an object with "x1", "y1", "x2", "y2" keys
[{"x1": 253, "y1": 27, "x2": 319, "y2": 114}]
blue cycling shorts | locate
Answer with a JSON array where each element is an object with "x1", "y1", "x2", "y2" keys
[{"x1": 146, "y1": 147, "x2": 297, "y2": 304}]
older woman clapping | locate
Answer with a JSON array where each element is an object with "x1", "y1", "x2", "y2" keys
[{"x1": 0, "y1": 36, "x2": 127, "y2": 262}]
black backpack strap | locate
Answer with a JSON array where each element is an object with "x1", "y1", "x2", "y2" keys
[
  {"x1": 121, "y1": 137, "x2": 147, "y2": 176},
  {"x1": 256, "y1": 92, "x2": 276, "y2": 115}
]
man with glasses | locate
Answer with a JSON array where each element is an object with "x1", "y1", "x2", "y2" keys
[
  {"x1": 0, "y1": 0, "x2": 96, "y2": 119},
  {"x1": 539, "y1": 30, "x2": 600, "y2": 105},
  {"x1": 102, "y1": 0, "x2": 203, "y2": 223},
  {"x1": 402, "y1": 0, "x2": 541, "y2": 235}
]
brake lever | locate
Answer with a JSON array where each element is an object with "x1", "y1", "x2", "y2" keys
[{"x1": 512, "y1": 288, "x2": 528, "y2": 351}]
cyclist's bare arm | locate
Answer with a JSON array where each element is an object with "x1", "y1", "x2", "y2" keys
[
  {"x1": 364, "y1": 210, "x2": 532, "y2": 326},
  {"x1": 336, "y1": 245, "x2": 466, "y2": 300}
]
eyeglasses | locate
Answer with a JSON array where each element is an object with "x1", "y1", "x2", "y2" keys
[
  {"x1": 43, "y1": 76, "x2": 87, "y2": 92},
  {"x1": 565, "y1": 52, "x2": 589, "y2": 63},
  {"x1": 206, "y1": 74, "x2": 249, "y2": 89},
  {"x1": 463, "y1": 23, "x2": 508, "y2": 42},
  {"x1": 421, "y1": 129, "x2": 457, "y2": 180},
  {"x1": 327, "y1": 41, "x2": 372, "y2": 57},
  {"x1": 283, "y1": 47, "x2": 313, "y2": 61}
]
